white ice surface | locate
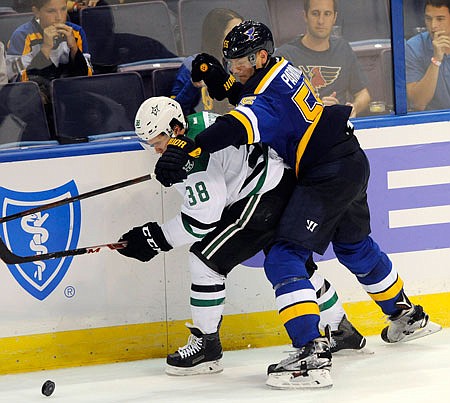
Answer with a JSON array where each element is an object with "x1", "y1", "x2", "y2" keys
[{"x1": 0, "y1": 328, "x2": 449, "y2": 403}]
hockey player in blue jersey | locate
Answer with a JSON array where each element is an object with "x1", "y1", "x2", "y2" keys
[
  {"x1": 154, "y1": 21, "x2": 441, "y2": 389},
  {"x1": 118, "y1": 96, "x2": 366, "y2": 376}
]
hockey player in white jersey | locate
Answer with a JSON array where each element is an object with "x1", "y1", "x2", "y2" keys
[{"x1": 117, "y1": 96, "x2": 366, "y2": 376}]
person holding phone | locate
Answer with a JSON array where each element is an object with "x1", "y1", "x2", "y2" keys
[{"x1": 6, "y1": 0, "x2": 93, "y2": 136}]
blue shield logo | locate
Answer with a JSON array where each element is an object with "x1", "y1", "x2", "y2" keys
[{"x1": 0, "y1": 181, "x2": 81, "y2": 300}]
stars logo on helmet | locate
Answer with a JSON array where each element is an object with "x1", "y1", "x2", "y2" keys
[
  {"x1": 244, "y1": 27, "x2": 255, "y2": 40},
  {"x1": 151, "y1": 105, "x2": 160, "y2": 116}
]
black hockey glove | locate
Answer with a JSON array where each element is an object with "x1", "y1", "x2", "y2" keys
[
  {"x1": 117, "y1": 222, "x2": 172, "y2": 262},
  {"x1": 155, "y1": 135, "x2": 201, "y2": 187},
  {"x1": 191, "y1": 53, "x2": 239, "y2": 102}
]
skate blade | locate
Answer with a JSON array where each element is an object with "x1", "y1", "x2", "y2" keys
[
  {"x1": 165, "y1": 360, "x2": 223, "y2": 376},
  {"x1": 266, "y1": 369, "x2": 333, "y2": 389},
  {"x1": 332, "y1": 346, "x2": 374, "y2": 356},
  {"x1": 399, "y1": 320, "x2": 442, "y2": 343}
]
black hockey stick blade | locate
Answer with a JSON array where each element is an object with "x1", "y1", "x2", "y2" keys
[
  {"x1": 0, "y1": 238, "x2": 127, "y2": 264},
  {"x1": 0, "y1": 174, "x2": 152, "y2": 224}
]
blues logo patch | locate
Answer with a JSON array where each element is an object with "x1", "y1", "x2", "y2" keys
[{"x1": 0, "y1": 181, "x2": 81, "y2": 300}]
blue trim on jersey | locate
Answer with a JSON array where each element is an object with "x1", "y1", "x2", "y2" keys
[{"x1": 0, "y1": 140, "x2": 142, "y2": 163}]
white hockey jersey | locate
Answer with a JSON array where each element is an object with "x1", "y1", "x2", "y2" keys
[{"x1": 161, "y1": 111, "x2": 288, "y2": 248}]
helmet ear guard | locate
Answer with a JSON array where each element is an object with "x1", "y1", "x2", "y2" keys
[
  {"x1": 134, "y1": 96, "x2": 186, "y2": 142},
  {"x1": 223, "y1": 20, "x2": 274, "y2": 61}
]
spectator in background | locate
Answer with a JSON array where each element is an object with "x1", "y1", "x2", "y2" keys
[
  {"x1": 274, "y1": 0, "x2": 371, "y2": 117},
  {"x1": 0, "y1": 43, "x2": 7, "y2": 84},
  {"x1": 6, "y1": 0, "x2": 93, "y2": 135},
  {"x1": 171, "y1": 8, "x2": 243, "y2": 115},
  {"x1": 406, "y1": 0, "x2": 450, "y2": 111}
]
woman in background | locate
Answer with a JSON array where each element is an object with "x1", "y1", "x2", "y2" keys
[{"x1": 171, "y1": 8, "x2": 243, "y2": 115}]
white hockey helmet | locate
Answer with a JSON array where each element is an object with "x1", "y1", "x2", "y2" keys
[{"x1": 134, "y1": 96, "x2": 186, "y2": 142}]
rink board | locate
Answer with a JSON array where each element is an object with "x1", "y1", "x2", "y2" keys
[{"x1": 0, "y1": 119, "x2": 449, "y2": 374}]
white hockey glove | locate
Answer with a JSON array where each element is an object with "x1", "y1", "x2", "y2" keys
[{"x1": 117, "y1": 222, "x2": 172, "y2": 262}]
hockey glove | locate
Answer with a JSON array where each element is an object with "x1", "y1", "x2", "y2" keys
[
  {"x1": 191, "y1": 53, "x2": 239, "y2": 102},
  {"x1": 117, "y1": 222, "x2": 172, "y2": 262},
  {"x1": 155, "y1": 135, "x2": 202, "y2": 187}
]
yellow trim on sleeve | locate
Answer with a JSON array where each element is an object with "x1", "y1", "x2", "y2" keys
[
  {"x1": 23, "y1": 33, "x2": 42, "y2": 55},
  {"x1": 255, "y1": 58, "x2": 286, "y2": 94},
  {"x1": 228, "y1": 110, "x2": 254, "y2": 143}
]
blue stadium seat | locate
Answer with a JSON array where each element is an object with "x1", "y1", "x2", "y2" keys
[
  {"x1": 0, "y1": 12, "x2": 33, "y2": 45},
  {"x1": 151, "y1": 66, "x2": 180, "y2": 97},
  {"x1": 118, "y1": 59, "x2": 183, "y2": 98},
  {"x1": 80, "y1": 1, "x2": 178, "y2": 69},
  {"x1": 0, "y1": 81, "x2": 52, "y2": 144},
  {"x1": 51, "y1": 72, "x2": 145, "y2": 141}
]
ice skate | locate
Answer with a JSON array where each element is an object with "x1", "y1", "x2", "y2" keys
[
  {"x1": 329, "y1": 316, "x2": 367, "y2": 353},
  {"x1": 381, "y1": 304, "x2": 442, "y2": 343},
  {"x1": 266, "y1": 336, "x2": 332, "y2": 389},
  {"x1": 165, "y1": 323, "x2": 223, "y2": 376}
]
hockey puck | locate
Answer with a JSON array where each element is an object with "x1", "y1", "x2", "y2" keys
[{"x1": 41, "y1": 380, "x2": 55, "y2": 397}]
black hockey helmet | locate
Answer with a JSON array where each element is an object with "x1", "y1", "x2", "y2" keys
[{"x1": 222, "y1": 20, "x2": 274, "y2": 60}]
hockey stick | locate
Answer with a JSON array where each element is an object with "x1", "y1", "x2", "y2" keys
[
  {"x1": 0, "y1": 238, "x2": 127, "y2": 264},
  {"x1": 0, "y1": 174, "x2": 152, "y2": 224}
]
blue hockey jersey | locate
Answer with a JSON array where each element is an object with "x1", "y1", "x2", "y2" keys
[{"x1": 195, "y1": 57, "x2": 358, "y2": 177}]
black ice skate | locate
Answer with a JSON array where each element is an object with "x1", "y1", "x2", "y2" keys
[
  {"x1": 329, "y1": 315, "x2": 366, "y2": 353},
  {"x1": 266, "y1": 336, "x2": 332, "y2": 389},
  {"x1": 381, "y1": 304, "x2": 442, "y2": 343},
  {"x1": 165, "y1": 323, "x2": 223, "y2": 376}
]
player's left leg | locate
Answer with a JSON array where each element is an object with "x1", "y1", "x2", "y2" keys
[
  {"x1": 331, "y1": 149, "x2": 441, "y2": 343},
  {"x1": 333, "y1": 237, "x2": 441, "y2": 343},
  {"x1": 166, "y1": 253, "x2": 225, "y2": 376},
  {"x1": 167, "y1": 181, "x2": 291, "y2": 376}
]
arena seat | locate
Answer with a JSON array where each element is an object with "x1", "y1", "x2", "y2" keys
[
  {"x1": 0, "y1": 81, "x2": 52, "y2": 144},
  {"x1": 51, "y1": 72, "x2": 145, "y2": 141},
  {"x1": 151, "y1": 66, "x2": 180, "y2": 97},
  {"x1": 0, "y1": 12, "x2": 33, "y2": 45},
  {"x1": 80, "y1": 1, "x2": 178, "y2": 69},
  {"x1": 118, "y1": 59, "x2": 183, "y2": 98}
]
